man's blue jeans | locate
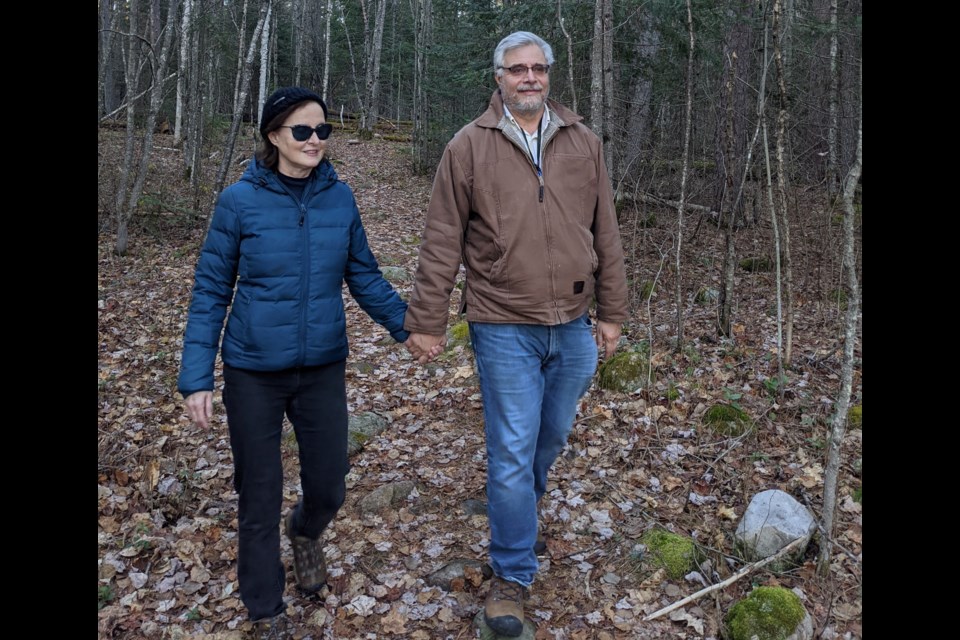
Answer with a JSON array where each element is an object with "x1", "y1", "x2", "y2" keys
[{"x1": 469, "y1": 315, "x2": 598, "y2": 586}]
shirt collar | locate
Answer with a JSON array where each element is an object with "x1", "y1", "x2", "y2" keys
[{"x1": 503, "y1": 102, "x2": 550, "y2": 137}]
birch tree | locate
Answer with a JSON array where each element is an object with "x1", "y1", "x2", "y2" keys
[
  {"x1": 827, "y1": 0, "x2": 840, "y2": 198},
  {"x1": 361, "y1": 0, "x2": 387, "y2": 137},
  {"x1": 174, "y1": 0, "x2": 191, "y2": 143},
  {"x1": 114, "y1": 0, "x2": 142, "y2": 254},
  {"x1": 257, "y1": 0, "x2": 274, "y2": 131},
  {"x1": 819, "y1": 62, "x2": 861, "y2": 577},
  {"x1": 322, "y1": 0, "x2": 333, "y2": 100},
  {"x1": 589, "y1": 0, "x2": 603, "y2": 138},
  {"x1": 411, "y1": 0, "x2": 432, "y2": 174},
  {"x1": 673, "y1": 0, "x2": 695, "y2": 350},
  {"x1": 211, "y1": 0, "x2": 271, "y2": 216},
  {"x1": 556, "y1": 0, "x2": 577, "y2": 114},
  {"x1": 114, "y1": 0, "x2": 180, "y2": 255},
  {"x1": 773, "y1": 0, "x2": 794, "y2": 372}
]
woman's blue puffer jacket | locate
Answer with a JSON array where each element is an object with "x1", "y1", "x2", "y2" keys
[{"x1": 178, "y1": 157, "x2": 409, "y2": 396}]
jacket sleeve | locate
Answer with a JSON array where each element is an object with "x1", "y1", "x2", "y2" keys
[
  {"x1": 177, "y1": 189, "x2": 242, "y2": 397},
  {"x1": 404, "y1": 143, "x2": 471, "y2": 334},
  {"x1": 590, "y1": 135, "x2": 630, "y2": 324},
  {"x1": 344, "y1": 203, "x2": 410, "y2": 343}
]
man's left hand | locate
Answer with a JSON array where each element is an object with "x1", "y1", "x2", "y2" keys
[{"x1": 596, "y1": 320, "x2": 621, "y2": 359}]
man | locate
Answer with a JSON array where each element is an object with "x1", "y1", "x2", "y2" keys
[{"x1": 405, "y1": 31, "x2": 628, "y2": 637}]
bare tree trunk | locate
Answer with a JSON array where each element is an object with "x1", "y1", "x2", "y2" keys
[
  {"x1": 556, "y1": 0, "x2": 577, "y2": 114},
  {"x1": 98, "y1": 0, "x2": 119, "y2": 120},
  {"x1": 114, "y1": 0, "x2": 142, "y2": 255},
  {"x1": 322, "y1": 0, "x2": 333, "y2": 99},
  {"x1": 361, "y1": 0, "x2": 387, "y2": 137},
  {"x1": 589, "y1": 0, "x2": 603, "y2": 137},
  {"x1": 293, "y1": 0, "x2": 303, "y2": 85},
  {"x1": 257, "y1": 0, "x2": 274, "y2": 133},
  {"x1": 339, "y1": 1, "x2": 366, "y2": 120},
  {"x1": 827, "y1": 0, "x2": 839, "y2": 198},
  {"x1": 601, "y1": 0, "x2": 613, "y2": 175},
  {"x1": 623, "y1": 11, "x2": 658, "y2": 176},
  {"x1": 412, "y1": 0, "x2": 432, "y2": 174},
  {"x1": 674, "y1": 0, "x2": 695, "y2": 351},
  {"x1": 185, "y1": 0, "x2": 204, "y2": 180},
  {"x1": 232, "y1": 0, "x2": 250, "y2": 116},
  {"x1": 760, "y1": 10, "x2": 784, "y2": 369},
  {"x1": 211, "y1": 0, "x2": 271, "y2": 217},
  {"x1": 119, "y1": 0, "x2": 180, "y2": 256},
  {"x1": 773, "y1": 0, "x2": 794, "y2": 372},
  {"x1": 174, "y1": 0, "x2": 191, "y2": 143},
  {"x1": 819, "y1": 62, "x2": 860, "y2": 578}
]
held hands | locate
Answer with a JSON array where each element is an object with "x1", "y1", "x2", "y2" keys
[
  {"x1": 184, "y1": 390, "x2": 214, "y2": 429},
  {"x1": 596, "y1": 320, "x2": 622, "y2": 359},
  {"x1": 406, "y1": 332, "x2": 446, "y2": 364}
]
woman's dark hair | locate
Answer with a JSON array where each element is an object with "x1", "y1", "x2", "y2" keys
[{"x1": 254, "y1": 101, "x2": 322, "y2": 172}]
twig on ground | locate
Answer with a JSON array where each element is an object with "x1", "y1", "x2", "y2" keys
[{"x1": 642, "y1": 534, "x2": 807, "y2": 621}]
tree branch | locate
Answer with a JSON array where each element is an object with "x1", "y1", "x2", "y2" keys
[{"x1": 642, "y1": 534, "x2": 808, "y2": 622}]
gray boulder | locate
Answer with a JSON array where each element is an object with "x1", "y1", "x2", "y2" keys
[{"x1": 735, "y1": 489, "x2": 816, "y2": 562}]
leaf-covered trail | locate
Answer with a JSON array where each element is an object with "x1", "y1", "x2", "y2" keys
[{"x1": 98, "y1": 136, "x2": 862, "y2": 639}]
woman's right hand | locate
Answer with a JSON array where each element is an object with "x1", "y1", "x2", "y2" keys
[{"x1": 185, "y1": 391, "x2": 214, "y2": 428}]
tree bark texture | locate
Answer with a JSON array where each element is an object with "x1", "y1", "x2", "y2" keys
[{"x1": 819, "y1": 62, "x2": 860, "y2": 577}]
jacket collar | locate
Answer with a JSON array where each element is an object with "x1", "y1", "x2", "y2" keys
[{"x1": 242, "y1": 156, "x2": 339, "y2": 193}]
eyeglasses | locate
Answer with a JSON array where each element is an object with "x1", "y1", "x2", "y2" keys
[
  {"x1": 281, "y1": 123, "x2": 333, "y2": 141},
  {"x1": 499, "y1": 64, "x2": 550, "y2": 77}
]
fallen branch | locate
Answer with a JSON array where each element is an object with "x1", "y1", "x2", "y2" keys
[
  {"x1": 625, "y1": 192, "x2": 718, "y2": 218},
  {"x1": 642, "y1": 534, "x2": 807, "y2": 622}
]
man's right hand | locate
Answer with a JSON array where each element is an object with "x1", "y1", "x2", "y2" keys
[
  {"x1": 406, "y1": 332, "x2": 446, "y2": 364},
  {"x1": 185, "y1": 391, "x2": 213, "y2": 429}
]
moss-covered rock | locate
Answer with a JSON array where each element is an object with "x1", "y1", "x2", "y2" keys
[
  {"x1": 640, "y1": 528, "x2": 698, "y2": 580},
  {"x1": 597, "y1": 348, "x2": 652, "y2": 392},
  {"x1": 695, "y1": 286, "x2": 720, "y2": 305},
  {"x1": 380, "y1": 266, "x2": 410, "y2": 283},
  {"x1": 703, "y1": 403, "x2": 754, "y2": 436},
  {"x1": 739, "y1": 257, "x2": 773, "y2": 272},
  {"x1": 725, "y1": 586, "x2": 807, "y2": 640},
  {"x1": 448, "y1": 320, "x2": 470, "y2": 346},
  {"x1": 848, "y1": 405, "x2": 862, "y2": 429}
]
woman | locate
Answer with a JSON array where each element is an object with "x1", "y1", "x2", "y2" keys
[{"x1": 178, "y1": 87, "x2": 421, "y2": 637}]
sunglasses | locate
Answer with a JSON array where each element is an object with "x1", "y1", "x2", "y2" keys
[{"x1": 281, "y1": 123, "x2": 333, "y2": 141}]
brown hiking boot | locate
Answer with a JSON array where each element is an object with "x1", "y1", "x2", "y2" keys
[
  {"x1": 249, "y1": 614, "x2": 293, "y2": 640},
  {"x1": 284, "y1": 511, "x2": 327, "y2": 592},
  {"x1": 484, "y1": 576, "x2": 528, "y2": 637}
]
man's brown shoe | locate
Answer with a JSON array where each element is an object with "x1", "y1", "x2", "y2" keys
[
  {"x1": 284, "y1": 512, "x2": 327, "y2": 592},
  {"x1": 484, "y1": 576, "x2": 527, "y2": 637}
]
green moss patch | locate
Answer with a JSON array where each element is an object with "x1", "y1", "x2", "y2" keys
[
  {"x1": 726, "y1": 586, "x2": 806, "y2": 640},
  {"x1": 597, "y1": 348, "x2": 652, "y2": 392},
  {"x1": 848, "y1": 405, "x2": 862, "y2": 429},
  {"x1": 448, "y1": 320, "x2": 470, "y2": 346},
  {"x1": 641, "y1": 529, "x2": 698, "y2": 580},
  {"x1": 703, "y1": 403, "x2": 754, "y2": 436}
]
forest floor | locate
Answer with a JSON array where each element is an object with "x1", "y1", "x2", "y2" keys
[{"x1": 98, "y1": 129, "x2": 862, "y2": 640}]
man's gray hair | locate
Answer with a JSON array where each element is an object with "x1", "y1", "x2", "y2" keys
[{"x1": 493, "y1": 31, "x2": 555, "y2": 76}]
